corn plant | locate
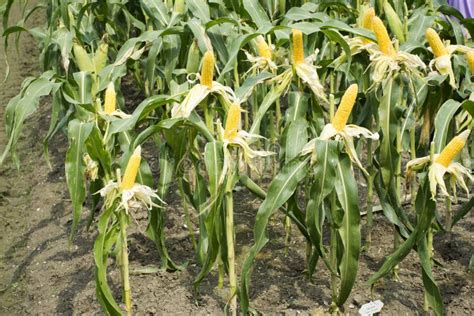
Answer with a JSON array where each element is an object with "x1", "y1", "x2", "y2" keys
[{"x1": 1, "y1": 0, "x2": 473, "y2": 315}]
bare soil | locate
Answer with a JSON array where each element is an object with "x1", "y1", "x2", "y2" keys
[{"x1": 0, "y1": 3, "x2": 473, "y2": 315}]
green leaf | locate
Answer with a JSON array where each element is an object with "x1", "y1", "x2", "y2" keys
[
  {"x1": 378, "y1": 78, "x2": 401, "y2": 187},
  {"x1": 417, "y1": 236, "x2": 444, "y2": 316},
  {"x1": 368, "y1": 179, "x2": 436, "y2": 285},
  {"x1": 461, "y1": 100, "x2": 474, "y2": 118},
  {"x1": 73, "y1": 71, "x2": 93, "y2": 104},
  {"x1": 284, "y1": 118, "x2": 308, "y2": 163},
  {"x1": 433, "y1": 99, "x2": 462, "y2": 152},
  {"x1": 286, "y1": 91, "x2": 308, "y2": 122},
  {"x1": 94, "y1": 206, "x2": 122, "y2": 315},
  {"x1": 65, "y1": 120, "x2": 94, "y2": 240},
  {"x1": 235, "y1": 71, "x2": 273, "y2": 102},
  {"x1": 1, "y1": 71, "x2": 58, "y2": 167},
  {"x1": 218, "y1": 33, "x2": 260, "y2": 81},
  {"x1": 249, "y1": 71, "x2": 291, "y2": 136},
  {"x1": 321, "y1": 29, "x2": 352, "y2": 73},
  {"x1": 140, "y1": 0, "x2": 170, "y2": 27},
  {"x1": 240, "y1": 156, "x2": 310, "y2": 313},
  {"x1": 188, "y1": 0, "x2": 210, "y2": 22},
  {"x1": 239, "y1": 174, "x2": 310, "y2": 240},
  {"x1": 85, "y1": 127, "x2": 112, "y2": 176},
  {"x1": 407, "y1": 8, "x2": 435, "y2": 45},
  {"x1": 306, "y1": 140, "x2": 339, "y2": 278},
  {"x1": 187, "y1": 19, "x2": 213, "y2": 53},
  {"x1": 146, "y1": 144, "x2": 181, "y2": 271},
  {"x1": 51, "y1": 26, "x2": 73, "y2": 72},
  {"x1": 285, "y1": 6, "x2": 326, "y2": 21},
  {"x1": 452, "y1": 196, "x2": 474, "y2": 226},
  {"x1": 109, "y1": 95, "x2": 175, "y2": 135},
  {"x1": 243, "y1": 0, "x2": 271, "y2": 28},
  {"x1": 43, "y1": 90, "x2": 70, "y2": 166},
  {"x1": 374, "y1": 174, "x2": 412, "y2": 238},
  {"x1": 335, "y1": 155, "x2": 361, "y2": 306},
  {"x1": 194, "y1": 141, "x2": 225, "y2": 289},
  {"x1": 322, "y1": 20, "x2": 375, "y2": 40}
]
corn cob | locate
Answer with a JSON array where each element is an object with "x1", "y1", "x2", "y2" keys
[
  {"x1": 362, "y1": 8, "x2": 375, "y2": 30},
  {"x1": 256, "y1": 35, "x2": 272, "y2": 59},
  {"x1": 186, "y1": 40, "x2": 201, "y2": 74},
  {"x1": 371, "y1": 17, "x2": 396, "y2": 57},
  {"x1": 174, "y1": 0, "x2": 185, "y2": 14},
  {"x1": 332, "y1": 84, "x2": 358, "y2": 131},
  {"x1": 426, "y1": 28, "x2": 448, "y2": 58},
  {"x1": 224, "y1": 104, "x2": 241, "y2": 141},
  {"x1": 73, "y1": 42, "x2": 95, "y2": 72},
  {"x1": 200, "y1": 51, "x2": 215, "y2": 88},
  {"x1": 435, "y1": 129, "x2": 470, "y2": 168},
  {"x1": 121, "y1": 146, "x2": 142, "y2": 190},
  {"x1": 466, "y1": 51, "x2": 474, "y2": 73},
  {"x1": 292, "y1": 29, "x2": 304, "y2": 65},
  {"x1": 104, "y1": 82, "x2": 116, "y2": 114},
  {"x1": 384, "y1": 1, "x2": 406, "y2": 43},
  {"x1": 361, "y1": 8, "x2": 375, "y2": 44},
  {"x1": 93, "y1": 42, "x2": 109, "y2": 73}
]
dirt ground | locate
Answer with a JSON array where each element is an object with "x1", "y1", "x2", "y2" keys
[{"x1": 0, "y1": 3, "x2": 473, "y2": 316}]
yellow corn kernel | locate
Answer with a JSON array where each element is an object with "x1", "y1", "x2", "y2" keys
[
  {"x1": 200, "y1": 51, "x2": 215, "y2": 88},
  {"x1": 466, "y1": 51, "x2": 474, "y2": 73},
  {"x1": 361, "y1": 8, "x2": 375, "y2": 44},
  {"x1": 362, "y1": 8, "x2": 375, "y2": 30},
  {"x1": 224, "y1": 104, "x2": 241, "y2": 140},
  {"x1": 121, "y1": 146, "x2": 142, "y2": 190},
  {"x1": 332, "y1": 84, "x2": 358, "y2": 131},
  {"x1": 435, "y1": 129, "x2": 470, "y2": 168},
  {"x1": 104, "y1": 82, "x2": 116, "y2": 114},
  {"x1": 371, "y1": 16, "x2": 396, "y2": 56},
  {"x1": 292, "y1": 29, "x2": 304, "y2": 65},
  {"x1": 256, "y1": 35, "x2": 272, "y2": 59},
  {"x1": 426, "y1": 28, "x2": 448, "y2": 58}
]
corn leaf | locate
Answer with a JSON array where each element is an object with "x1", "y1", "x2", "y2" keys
[
  {"x1": 109, "y1": 95, "x2": 175, "y2": 135},
  {"x1": 194, "y1": 141, "x2": 225, "y2": 290},
  {"x1": 187, "y1": 19, "x2": 213, "y2": 53},
  {"x1": 249, "y1": 71, "x2": 291, "y2": 137},
  {"x1": 284, "y1": 119, "x2": 308, "y2": 162},
  {"x1": 140, "y1": 0, "x2": 170, "y2": 28},
  {"x1": 377, "y1": 78, "x2": 402, "y2": 190},
  {"x1": 417, "y1": 236, "x2": 444, "y2": 316},
  {"x1": 374, "y1": 174, "x2": 412, "y2": 238},
  {"x1": 235, "y1": 71, "x2": 273, "y2": 102},
  {"x1": 146, "y1": 144, "x2": 181, "y2": 271},
  {"x1": 452, "y1": 197, "x2": 474, "y2": 226},
  {"x1": 218, "y1": 33, "x2": 260, "y2": 81},
  {"x1": 85, "y1": 126, "x2": 112, "y2": 176},
  {"x1": 433, "y1": 99, "x2": 462, "y2": 152},
  {"x1": 188, "y1": 0, "x2": 210, "y2": 22},
  {"x1": 462, "y1": 100, "x2": 474, "y2": 117},
  {"x1": 240, "y1": 155, "x2": 310, "y2": 313},
  {"x1": 335, "y1": 154, "x2": 361, "y2": 305},
  {"x1": 239, "y1": 175, "x2": 310, "y2": 240},
  {"x1": 73, "y1": 71, "x2": 93, "y2": 104},
  {"x1": 243, "y1": 0, "x2": 272, "y2": 29},
  {"x1": 65, "y1": 119, "x2": 94, "y2": 240},
  {"x1": 1, "y1": 71, "x2": 58, "y2": 167},
  {"x1": 306, "y1": 140, "x2": 339, "y2": 278},
  {"x1": 43, "y1": 90, "x2": 70, "y2": 166},
  {"x1": 368, "y1": 179, "x2": 436, "y2": 285},
  {"x1": 94, "y1": 206, "x2": 122, "y2": 315}
]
